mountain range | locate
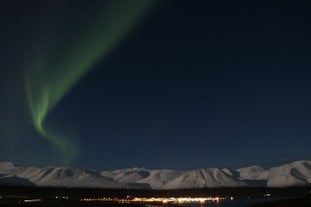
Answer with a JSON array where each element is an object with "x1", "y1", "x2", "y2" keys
[{"x1": 0, "y1": 160, "x2": 311, "y2": 189}]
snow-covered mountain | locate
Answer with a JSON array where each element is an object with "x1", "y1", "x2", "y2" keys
[
  {"x1": 0, "y1": 160, "x2": 311, "y2": 189},
  {"x1": 0, "y1": 162, "x2": 127, "y2": 188},
  {"x1": 267, "y1": 160, "x2": 311, "y2": 187},
  {"x1": 101, "y1": 168, "x2": 246, "y2": 189}
]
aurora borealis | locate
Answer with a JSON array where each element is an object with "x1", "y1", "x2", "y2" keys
[
  {"x1": 1, "y1": 0, "x2": 311, "y2": 170},
  {"x1": 25, "y1": 0, "x2": 155, "y2": 163}
]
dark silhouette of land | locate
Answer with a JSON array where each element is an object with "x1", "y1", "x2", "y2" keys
[
  {"x1": 0, "y1": 185, "x2": 310, "y2": 206},
  {"x1": 249, "y1": 195, "x2": 311, "y2": 207}
]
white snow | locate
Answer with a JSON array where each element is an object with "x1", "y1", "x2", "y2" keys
[
  {"x1": 0, "y1": 164, "x2": 127, "y2": 188},
  {"x1": 1, "y1": 160, "x2": 311, "y2": 189},
  {"x1": 267, "y1": 160, "x2": 311, "y2": 187},
  {"x1": 236, "y1": 165, "x2": 268, "y2": 180}
]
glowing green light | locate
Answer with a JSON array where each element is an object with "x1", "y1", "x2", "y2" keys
[{"x1": 26, "y1": 0, "x2": 155, "y2": 163}]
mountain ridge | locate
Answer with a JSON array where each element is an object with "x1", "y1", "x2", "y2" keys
[{"x1": 0, "y1": 160, "x2": 311, "y2": 189}]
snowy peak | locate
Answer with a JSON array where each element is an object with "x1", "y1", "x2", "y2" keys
[
  {"x1": 101, "y1": 167, "x2": 245, "y2": 189},
  {"x1": 0, "y1": 162, "x2": 17, "y2": 171},
  {"x1": 160, "y1": 168, "x2": 246, "y2": 189},
  {"x1": 101, "y1": 168, "x2": 151, "y2": 184},
  {"x1": 31, "y1": 167, "x2": 124, "y2": 188},
  {"x1": 236, "y1": 165, "x2": 268, "y2": 180},
  {"x1": 0, "y1": 164, "x2": 127, "y2": 188},
  {"x1": 267, "y1": 160, "x2": 311, "y2": 187},
  {"x1": 0, "y1": 160, "x2": 311, "y2": 189}
]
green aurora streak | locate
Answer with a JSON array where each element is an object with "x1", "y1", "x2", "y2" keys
[{"x1": 26, "y1": 1, "x2": 155, "y2": 163}]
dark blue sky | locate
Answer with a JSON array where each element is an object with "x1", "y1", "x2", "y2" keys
[{"x1": 1, "y1": 0, "x2": 311, "y2": 170}]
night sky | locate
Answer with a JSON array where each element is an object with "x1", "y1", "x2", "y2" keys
[{"x1": 1, "y1": 0, "x2": 311, "y2": 170}]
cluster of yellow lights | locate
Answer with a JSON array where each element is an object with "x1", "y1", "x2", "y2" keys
[
  {"x1": 81, "y1": 196, "x2": 224, "y2": 204},
  {"x1": 132, "y1": 197, "x2": 221, "y2": 204}
]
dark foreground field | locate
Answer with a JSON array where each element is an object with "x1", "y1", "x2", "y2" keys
[
  {"x1": 249, "y1": 196, "x2": 311, "y2": 207},
  {"x1": 0, "y1": 201, "x2": 145, "y2": 207},
  {"x1": 0, "y1": 185, "x2": 310, "y2": 207},
  {"x1": 1, "y1": 197, "x2": 311, "y2": 207}
]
